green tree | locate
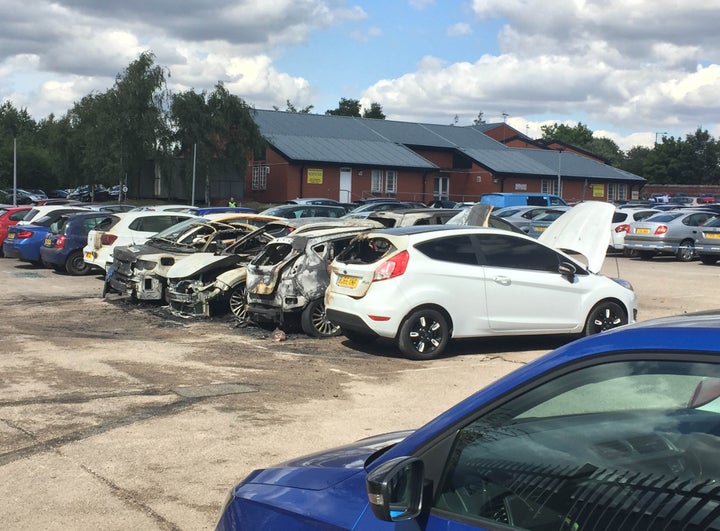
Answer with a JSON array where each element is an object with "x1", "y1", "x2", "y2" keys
[
  {"x1": 273, "y1": 100, "x2": 314, "y2": 113},
  {"x1": 170, "y1": 82, "x2": 263, "y2": 201},
  {"x1": 362, "y1": 102, "x2": 386, "y2": 119},
  {"x1": 541, "y1": 122, "x2": 594, "y2": 146},
  {"x1": 325, "y1": 98, "x2": 362, "y2": 117}
]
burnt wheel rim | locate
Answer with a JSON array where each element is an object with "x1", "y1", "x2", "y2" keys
[
  {"x1": 408, "y1": 315, "x2": 443, "y2": 354},
  {"x1": 229, "y1": 286, "x2": 248, "y2": 324},
  {"x1": 311, "y1": 302, "x2": 339, "y2": 336},
  {"x1": 591, "y1": 306, "x2": 623, "y2": 332}
]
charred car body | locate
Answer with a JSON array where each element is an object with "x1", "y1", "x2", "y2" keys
[
  {"x1": 104, "y1": 217, "x2": 263, "y2": 301},
  {"x1": 245, "y1": 226, "x2": 376, "y2": 337},
  {"x1": 164, "y1": 218, "x2": 380, "y2": 320}
]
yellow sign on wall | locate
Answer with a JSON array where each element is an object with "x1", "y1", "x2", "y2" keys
[
  {"x1": 307, "y1": 168, "x2": 323, "y2": 184},
  {"x1": 592, "y1": 184, "x2": 604, "y2": 197}
]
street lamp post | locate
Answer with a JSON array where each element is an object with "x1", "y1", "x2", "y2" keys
[{"x1": 557, "y1": 149, "x2": 563, "y2": 197}]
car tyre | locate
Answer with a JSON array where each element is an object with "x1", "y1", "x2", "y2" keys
[
  {"x1": 398, "y1": 308, "x2": 449, "y2": 360},
  {"x1": 65, "y1": 250, "x2": 92, "y2": 276},
  {"x1": 301, "y1": 298, "x2": 341, "y2": 337},
  {"x1": 676, "y1": 239, "x2": 695, "y2": 262},
  {"x1": 229, "y1": 283, "x2": 249, "y2": 325},
  {"x1": 342, "y1": 329, "x2": 378, "y2": 345},
  {"x1": 584, "y1": 301, "x2": 627, "y2": 336},
  {"x1": 699, "y1": 255, "x2": 718, "y2": 265},
  {"x1": 638, "y1": 250, "x2": 655, "y2": 260}
]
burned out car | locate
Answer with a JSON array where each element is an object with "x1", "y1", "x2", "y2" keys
[
  {"x1": 245, "y1": 225, "x2": 377, "y2": 337},
  {"x1": 366, "y1": 207, "x2": 460, "y2": 228},
  {"x1": 104, "y1": 216, "x2": 266, "y2": 301},
  {"x1": 164, "y1": 218, "x2": 381, "y2": 320}
]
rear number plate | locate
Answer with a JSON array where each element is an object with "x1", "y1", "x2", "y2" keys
[
  {"x1": 337, "y1": 275, "x2": 359, "y2": 288},
  {"x1": 636, "y1": 228, "x2": 651, "y2": 234},
  {"x1": 7, "y1": 233, "x2": 15, "y2": 239},
  {"x1": 44, "y1": 237, "x2": 52, "y2": 246},
  {"x1": 707, "y1": 233, "x2": 720, "y2": 239}
]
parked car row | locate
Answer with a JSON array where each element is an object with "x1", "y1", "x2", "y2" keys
[{"x1": 3, "y1": 202, "x2": 640, "y2": 363}]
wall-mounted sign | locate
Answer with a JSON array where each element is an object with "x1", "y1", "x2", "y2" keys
[
  {"x1": 307, "y1": 168, "x2": 323, "y2": 184},
  {"x1": 592, "y1": 184, "x2": 605, "y2": 197},
  {"x1": 514, "y1": 183, "x2": 527, "y2": 191}
]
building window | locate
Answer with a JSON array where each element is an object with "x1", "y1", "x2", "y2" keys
[
  {"x1": 618, "y1": 184, "x2": 627, "y2": 200},
  {"x1": 371, "y1": 170, "x2": 383, "y2": 193},
  {"x1": 541, "y1": 179, "x2": 560, "y2": 195},
  {"x1": 252, "y1": 164, "x2": 269, "y2": 191},
  {"x1": 385, "y1": 170, "x2": 397, "y2": 194},
  {"x1": 608, "y1": 183, "x2": 616, "y2": 200}
]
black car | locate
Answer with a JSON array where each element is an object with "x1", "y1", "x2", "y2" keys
[{"x1": 68, "y1": 185, "x2": 111, "y2": 202}]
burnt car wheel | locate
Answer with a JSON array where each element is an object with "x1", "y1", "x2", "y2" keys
[
  {"x1": 398, "y1": 308, "x2": 449, "y2": 360},
  {"x1": 229, "y1": 283, "x2": 249, "y2": 325},
  {"x1": 65, "y1": 250, "x2": 91, "y2": 276},
  {"x1": 584, "y1": 301, "x2": 627, "y2": 335},
  {"x1": 301, "y1": 299, "x2": 341, "y2": 337}
]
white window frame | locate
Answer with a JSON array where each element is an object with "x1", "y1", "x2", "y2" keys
[
  {"x1": 385, "y1": 170, "x2": 397, "y2": 194},
  {"x1": 371, "y1": 169, "x2": 383, "y2": 194},
  {"x1": 252, "y1": 164, "x2": 268, "y2": 191}
]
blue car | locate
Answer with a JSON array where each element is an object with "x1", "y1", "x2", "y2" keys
[
  {"x1": 217, "y1": 312, "x2": 720, "y2": 530},
  {"x1": 40, "y1": 211, "x2": 120, "y2": 275},
  {"x1": 3, "y1": 207, "x2": 90, "y2": 265}
]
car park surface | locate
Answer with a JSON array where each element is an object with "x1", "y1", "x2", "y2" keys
[{"x1": 0, "y1": 244, "x2": 718, "y2": 530}]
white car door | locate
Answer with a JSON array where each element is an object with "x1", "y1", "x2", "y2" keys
[{"x1": 474, "y1": 233, "x2": 587, "y2": 332}]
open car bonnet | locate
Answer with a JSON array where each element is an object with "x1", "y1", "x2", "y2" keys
[{"x1": 538, "y1": 201, "x2": 615, "y2": 273}]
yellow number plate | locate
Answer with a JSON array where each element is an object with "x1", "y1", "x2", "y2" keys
[
  {"x1": 337, "y1": 275, "x2": 359, "y2": 288},
  {"x1": 44, "y1": 237, "x2": 52, "y2": 246},
  {"x1": 635, "y1": 228, "x2": 651, "y2": 234},
  {"x1": 7, "y1": 233, "x2": 15, "y2": 239},
  {"x1": 707, "y1": 233, "x2": 720, "y2": 239},
  {"x1": 535, "y1": 226, "x2": 546, "y2": 232}
]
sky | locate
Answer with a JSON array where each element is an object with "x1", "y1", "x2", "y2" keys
[{"x1": 1, "y1": 0, "x2": 719, "y2": 151}]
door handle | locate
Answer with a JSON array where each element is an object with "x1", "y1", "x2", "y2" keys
[{"x1": 493, "y1": 276, "x2": 511, "y2": 286}]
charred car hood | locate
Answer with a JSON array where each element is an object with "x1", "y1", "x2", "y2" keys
[
  {"x1": 242, "y1": 430, "x2": 412, "y2": 490},
  {"x1": 538, "y1": 201, "x2": 615, "y2": 273},
  {"x1": 113, "y1": 243, "x2": 167, "y2": 262},
  {"x1": 166, "y1": 252, "x2": 243, "y2": 279}
]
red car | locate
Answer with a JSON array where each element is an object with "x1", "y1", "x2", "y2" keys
[{"x1": 0, "y1": 206, "x2": 32, "y2": 256}]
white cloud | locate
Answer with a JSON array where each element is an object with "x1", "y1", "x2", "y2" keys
[{"x1": 447, "y1": 23, "x2": 472, "y2": 37}]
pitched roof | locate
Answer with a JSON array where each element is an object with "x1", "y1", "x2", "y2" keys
[{"x1": 252, "y1": 109, "x2": 645, "y2": 183}]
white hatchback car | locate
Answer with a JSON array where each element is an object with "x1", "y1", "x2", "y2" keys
[
  {"x1": 326, "y1": 202, "x2": 638, "y2": 360},
  {"x1": 609, "y1": 207, "x2": 661, "y2": 254},
  {"x1": 83, "y1": 211, "x2": 198, "y2": 271}
]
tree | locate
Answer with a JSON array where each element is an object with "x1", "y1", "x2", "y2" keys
[
  {"x1": 325, "y1": 98, "x2": 362, "y2": 117},
  {"x1": 473, "y1": 112, "x2": 486, "y2": 125},
  {"x1": 170, "y1": 82, "x2": 264, "y2": 201},
  {"x1": 541, "y1": 122, "x2": 594, "y2": 146},
  {"x1": 273, "y1": 100, "x2": 313, "y2": 113},
  {"x1": 362, "y1": 102, "x2": 385, "y2": 119}
]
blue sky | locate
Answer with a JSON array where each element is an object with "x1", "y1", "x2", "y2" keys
[{"x1": 1, "y1": 0, "x2": 719, "y2": 151}]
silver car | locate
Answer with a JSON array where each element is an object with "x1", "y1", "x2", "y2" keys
[
  {"x1": 695, "y1": 216, "x2": 720, "y2": 265},
  {"x1": 489, "y1": 205, "x2": 560, "y2": 232},
  {"x1": 624, "y1": 210, "x2": 717, "y2": 261}
]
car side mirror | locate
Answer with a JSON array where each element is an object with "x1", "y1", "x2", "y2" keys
[
  {"x1": 366, "y1": 457, "x2": 424, "y2": 522},
  {"x1": 558, "y1": 261, "x2": 577, "y2": 282}
]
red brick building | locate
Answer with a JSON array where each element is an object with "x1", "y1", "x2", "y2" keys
[{"x1": 245, "y1": 110, "x2": 645, "y2": 205}]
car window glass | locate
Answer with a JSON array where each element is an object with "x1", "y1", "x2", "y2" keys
[
  {"x1": 9, "y1": 210, "x2": 29, "y2": 221},
  {"x1": 415, "y1": 235, "x2": 478, "y2": 265},
  {"x1": 336, "y1": 236, "x2": 395, "y2": 264},
  {"x1": 475, "y1": 234, "x2": 559, "y2": 271},
  {"x1": 434, "y1": 359, "x2": 720, "y2": 530}
]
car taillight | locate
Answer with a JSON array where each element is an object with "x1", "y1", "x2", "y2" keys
[
  {"x1": 55, "y1": 235, "x2": 66, "y2": 249},
  {"x1": 615, "y1": 224, "x2": 630, "y2": 233},
  {"x1": 100, "y1": 233, "x2": 118, "y2": 245},
  {"x1": 373, "y1": 250, "x2": 409, "y2": 281},
  {"x1": 654, "y1": 225, "x2": 668, "y2": 235},
  {"x1": 16, "y1": 230, "x2": 33, "y2": 239}
]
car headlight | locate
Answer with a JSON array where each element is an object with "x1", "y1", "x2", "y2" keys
[
  {"x1": 135, "y1": 259, "x2": 157, "y2": 270},
  {"x1": 611, "y1": 277, "x2": 634, "y2": 291}
]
